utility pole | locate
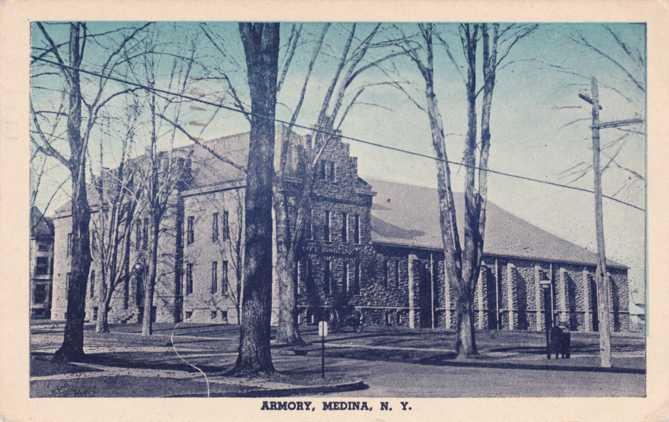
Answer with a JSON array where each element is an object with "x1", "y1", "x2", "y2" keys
[
  {"x1": 578, "y1": 77, "x2": 643, "y2": 368},
  {"x1": 587, "y1": 77, "x2": 612, "y2": 368}
]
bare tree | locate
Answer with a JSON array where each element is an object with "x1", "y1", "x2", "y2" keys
[
  {"x1": 222, "y1": 189, "x2": 245, "y2": 324},
  {"x1": 102, "y1": 25, "x2": 204, "y2": 337},
  {"x1": 555, "y1": 25, "x2": 645, "y2": 197},
  {"x1": 273, "y1": 23, "x2": 401, "y2": 345},
  {"x1": 30, "y1": 22, "x2": 149, "y2": 362},
  {"x1": 395, "y1": 23, "x2": 536, "y2": 358},
  {"x1": 89, "y1": 103, "x2": 142, "y2": 333},
  {"x1": 227, "y1": 22, "x2": 280, "y2": 376}
]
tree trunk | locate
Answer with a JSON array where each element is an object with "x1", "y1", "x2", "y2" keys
[
  {"x1": 274, "y1": 199, "x2": 303, "y2": 344},
  {"x1": 230, "y1": 22, "x2": 280, "y2": 376},
  {"x1": 53, "y1": 23, "x2": 92, "y2": 363},
  {"x1": 96, "y1": 281, "x2": 110, "y2": 334},
  {"x1": 457, "y1": 24, "x2": 480, "y2": 358},
  {"x1": 454, "y1": 291, "x2": 477, "y2": 358},
  {"x1": 141, "y1": 217, "x2": 160, "y2": 336}
]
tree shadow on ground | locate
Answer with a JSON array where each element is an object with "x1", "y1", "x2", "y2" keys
[
  {"x1": 31, "y1": 353, "x2": 103, "y2": 377},
  {"x1": 322, "y1": 348, "x2": 645, "y2": 374},
  {"x1": 47, "y1": 351, "x2": 229, "y2": 374}
]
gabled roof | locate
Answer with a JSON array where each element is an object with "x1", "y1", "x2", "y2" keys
[{"x1": 368, "y1": 178, "x2": 626, "y2": 269}]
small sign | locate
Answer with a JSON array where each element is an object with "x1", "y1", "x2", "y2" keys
[{"x1": 318, "y1": 320, "x2": 328, "y2": 337}]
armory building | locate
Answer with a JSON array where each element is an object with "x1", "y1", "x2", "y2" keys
[{"x1": 50, "y1": 132, "x2": 630, "y2": 332}]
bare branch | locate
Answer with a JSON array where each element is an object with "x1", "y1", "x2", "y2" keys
[{"x1": 157, "y1": 113, "x2": 247, "y2": 174}]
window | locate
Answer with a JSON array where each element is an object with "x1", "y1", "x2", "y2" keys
[
  {"x1": 185, "y1": 310, "x2": 193, "y2": 319},
  {"x1": 385, "y1": 260, "x2": 392, "y2": 287},
  {"x1": 319, "y1": 160, "x2": 327, "y2": 180},
  {"x1": 324, "y1": 260, "x2": 332, "y2": 294},
  {"x1": 142, "y1": 217, "x2": 149, "y2": 250},
  {"x1": 33, "y1": 284, "x2": 47, "y2": 304},
  {"x1": 38, "y1": 242, "x2": 49, "y2": 252},
  {"x1": 319, "y1": 160, "x2": 336, "y2": 181},
  {"x1": 186, "y1": 263, "x2": 193, "y2": 295},
  {"x1": 395, "y1": 260, "x2": 400, "y2": 287},
  {"x1": 342, "y1": 212, "x2": 348, "y2": 243},
  {"x1": 223, "y1": 211, "x2": 230, "y2": 240},
  {"x1": 343, "y1": 261, "x2": 350, "y2": 293},
  {"x1": 92, "y1": 307, "x2": 98, "y2": 321},
  {"x1": 222, "y1": 260, "x2": 229, "y2": 295},
  {"x1": 212, "y1": 212, "x2": 219, "y2": 242},
  {"x1": 353, "y1": 214, "x2": 360, "y2": 244},
  {"x1": 324, "y1": 210, "x2": 331, "y2": 242},
  {"x1": 66, "y1": 233, "x2": 73, "y2": 256},
  {"x1": 65, "y1": 272, "x2": 71, "y2": 294},
  {"x1": 211, "y1": 261, "x2": 218, "y2": 293},
  {"x1": 307, "y1": 209, "x2": 314, "y2": 240},
  {"x1": 136, "y1": 222, "x2": 142, "y2": 249},
  {"x1": 187, "y1": 216, "x2": 194, "y2": 244},
  {"x1": 91, "y1": 231, "x2": 98, "y2": 252},
  {"x1": 348, "y1": 261, "x2": 360, "y2": 294},
  {"x1": 221, "y1": 311, "x2": 228, "y2": 322},
  {"x1": 296, "y1": 260, "x2": 302, "y2": 294},
  {"x1": 210, "y1": 311, "x2": 217, "y2": 320},
  {"x1": 89, "y1": 270, "x2": 95, "y2": 298},
  {"x1": 35, "y1": 257, "x2": 49, "y2": 276}
]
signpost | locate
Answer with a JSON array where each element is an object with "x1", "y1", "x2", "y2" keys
[{"x1": 318, "y1": 320, "x2": 328, "y2": 378}]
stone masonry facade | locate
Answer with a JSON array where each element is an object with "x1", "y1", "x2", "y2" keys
[{"x1": 49, "y1": 132, "x2": 631, "y2": 332}]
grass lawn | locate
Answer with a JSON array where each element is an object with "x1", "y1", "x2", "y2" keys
[{"x1": 30, "y1": 322, "x2": 645, "y2": 397}]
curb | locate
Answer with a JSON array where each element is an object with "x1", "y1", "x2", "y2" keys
[{"x1": 168, "y1": 380, "x2": 368, "y2": 397}]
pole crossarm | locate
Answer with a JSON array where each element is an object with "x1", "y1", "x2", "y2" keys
[{"x1": 597, "y1": 118, "x2": 644, "y2": 130}]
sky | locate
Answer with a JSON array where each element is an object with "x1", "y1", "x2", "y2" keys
[{"x1": 30, "y1": 22, "x2": 646, "y2": 312}]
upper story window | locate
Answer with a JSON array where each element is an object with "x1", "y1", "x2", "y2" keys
[
  {"x1": 343, "y1": 261, "x2": 350, "y2": 293},
  {"x1": 342, "y1": 212, "x2": 348, "y2": 243},
  {"x1": 222, "y1": 260, "x2": 229, "y2": 295},
  {"x1": 353, "y1": 214, "x2": 361, "y2": 244},
  {"x1": 136, "y1": 222, "x2": 142, "y2": 250},
  {"x1": 33, "y1": 284, "x2": 47, "y2": 304},
  {"x1": 318, "y1": 160, "x2": 337, "y2": 182},
  {"x1": 91, "y1": 231, "x2": 98, "y2": 253},
  {"x1": 324, "y1": 210, "x2": 332, "y2": 242},
  {"x1": 187, "y1": 216, "x2": 194, "y2": 244},
  {"x1": 353, "y1": 260, "x2": 361, "y2": 294},
  {"x1": 212, "y1": 212, "x2": 219, "y2": 242},
  {"x1": 211, "y1": 261, "x2": 218, "y2": 294},
  {"x1": 142, "y1": 218, "x2": 149, "y2": 250},
  {"x1": 89, "y1": 270, "x2": 95, "y2": 298},
  {"x1": 38, "y1": 242, "x2": 49, "y2": 252},
  {"x1": 186, "y1": 263, "x2": 193, "y2": 295},
  {"x1": 65, "y1": 272, "x2": 71, "y2": 293},
  {"x1": 324, "y1": 259, "x2": 332, "y2": 294},
  {"x1": 307, "y1": 209, "x2": 314, "y2": 240},
  {"x1": 34, "y1": 256, "x2": 49, "y2": 276},
  {"x1": 223, "y1": 210, "x2": 230, "y2": 241},
  {"x1": 66, "y1": 233, "x2": 73, "y2": 256}
]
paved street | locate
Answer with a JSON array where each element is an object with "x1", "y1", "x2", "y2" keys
[{"x1": 30, "y1": 322, "x2": 645, "y2": 397}]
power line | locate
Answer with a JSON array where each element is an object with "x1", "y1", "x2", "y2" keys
[{"x1": 31, "y1": 55, "x2": 645, "y2": 212}]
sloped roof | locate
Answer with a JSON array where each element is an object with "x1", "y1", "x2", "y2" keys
[
  {"x1": 31, "y1": 206, "x2": 53, "y2": 238},
  {"x1": 368, "y1": 178, "x2": 626, "y2": 269}
]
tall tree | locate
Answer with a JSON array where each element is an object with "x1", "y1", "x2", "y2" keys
[
  {"x1": 230, "y1": 22, "x2": 280, "y2": 375},
  {"x1": 90, "y1": 104, "x2": 142, "y2": 333},
  {"x1": 30, "y1": 22, "x2": 149, "y2": 361},
  {"x1": 396, "y1": 23, "x2": 535, "y2": 358},
  {"x1": 273, "y1": 23, "x2": 401, "y2": 345}
]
